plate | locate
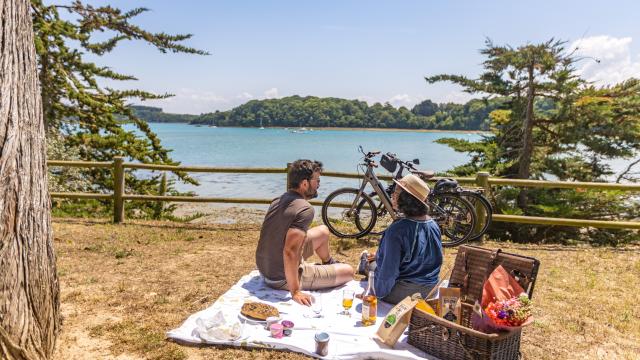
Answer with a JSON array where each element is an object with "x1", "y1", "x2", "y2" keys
[{"x1": 238, "y1": 312, "x2": 280, "y2": 325}]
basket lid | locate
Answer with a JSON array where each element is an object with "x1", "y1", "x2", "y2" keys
[{"x1": 448, "y1": 245, "x2": 540, "y2": 303}]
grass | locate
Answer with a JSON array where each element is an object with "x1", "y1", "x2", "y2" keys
[{"x1": 52, "y1": 215, "x2": 640, "y2": 360}]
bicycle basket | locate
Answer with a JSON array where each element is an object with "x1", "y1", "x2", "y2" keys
[{"x1": 380, "y1": 154, "x2": 398, "y2": 173}]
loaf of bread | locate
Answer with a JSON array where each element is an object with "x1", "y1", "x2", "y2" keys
[{"x1": 241, "y1": 301, "x2": 279, "y2": 320}]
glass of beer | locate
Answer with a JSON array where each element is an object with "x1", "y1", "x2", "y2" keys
[{"x1": 341, "y1": 289, "x2": 355, "y2": 315}]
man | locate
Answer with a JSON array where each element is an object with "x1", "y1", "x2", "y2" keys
[{"x1": 255, "y1": 159, "x2": 354, "y2": 306}]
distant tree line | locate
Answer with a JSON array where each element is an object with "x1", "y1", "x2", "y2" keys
[
  {"x1": 129, "y1": 105, "x2": 197, "y2": 123},
  {"x1": 185, "y1": 96, "x2": 507, "y2": 130}
]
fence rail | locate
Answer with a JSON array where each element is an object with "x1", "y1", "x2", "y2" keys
[{"x1": 47, "y1": 158, "x2": 640, "y2": 229}]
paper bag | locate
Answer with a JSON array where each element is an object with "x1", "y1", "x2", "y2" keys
[
  {"x1": 376, "y1": 295, "x2": 419, "y2": 347},
  {"x1": 439, "y1": 287, "x2": 461, "y2": 324},
  {"x1": 481, "y1": 265, "x2": 525, "y2": 306}
]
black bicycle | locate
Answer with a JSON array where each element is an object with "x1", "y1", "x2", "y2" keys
[{"x1": 321, "y1": 147, "x2": 480, "y2": 247}]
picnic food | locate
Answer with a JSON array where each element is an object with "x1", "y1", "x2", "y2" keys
[{"x1": 241, "y1": 301, "x2": 279, "y2": 320}]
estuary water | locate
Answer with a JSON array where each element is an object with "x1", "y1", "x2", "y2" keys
[{"x1": 131, "y1": 123, "x2": 483, "y2": 201}]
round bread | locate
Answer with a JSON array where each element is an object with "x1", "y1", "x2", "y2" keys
[{"x1": 241, "y1": 301, "x2": 279, "y2": 320}]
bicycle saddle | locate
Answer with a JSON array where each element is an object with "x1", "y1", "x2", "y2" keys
[{"x1": 411, "y1": 170, "x2": 435, "y2": 180}]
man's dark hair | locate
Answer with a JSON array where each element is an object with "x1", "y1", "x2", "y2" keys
[
  {"x1": 397, "y1": 190, "x2": 428, "y2": 217},
  {"x1": 288, "y1": 159, "x2": 323, "y2": 189}
]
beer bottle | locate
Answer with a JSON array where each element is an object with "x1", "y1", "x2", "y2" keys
[{"x1": 361, "y1": 271, "x2": 377, "y2": 326}]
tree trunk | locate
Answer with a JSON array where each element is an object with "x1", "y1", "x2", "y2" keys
[
  {"x1": 0, "y1": 0, "x2": 61, "y2": 359},
  {"x1": 517, "y1": 64, "x2": 536, "y2": 210}
]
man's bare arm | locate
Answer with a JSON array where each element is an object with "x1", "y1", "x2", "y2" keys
[{"x1": 284, "y1": 228, "x2": 313, "y2": 306}]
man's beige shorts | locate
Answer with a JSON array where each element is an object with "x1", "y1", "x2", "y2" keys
[{"x1": 263, "y1": 237, "x2": 338, "y2": 290}]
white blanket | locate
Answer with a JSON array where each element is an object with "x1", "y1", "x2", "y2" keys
[{"x1": 167, "y1": 270, "x2": 438, "y2": 359}]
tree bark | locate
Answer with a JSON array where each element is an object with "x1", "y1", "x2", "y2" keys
[
  {"x1": 0, "y1": 0, "x2": 61, "y2": 359},
  {"x1": 517, "y1": 64, "x2": 536, "y2": 210}
]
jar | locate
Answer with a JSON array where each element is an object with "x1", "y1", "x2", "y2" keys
[
  {"x1": 269, "y1": 323, "x2": 284, "y2": 339},
  {"x1": 314, "y1": 332, "x2": 329, "y2": 356}
]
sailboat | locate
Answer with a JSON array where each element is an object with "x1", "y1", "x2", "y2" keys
[{"x1": 259, "y1": 119, "x2": 265, "y2": 129}]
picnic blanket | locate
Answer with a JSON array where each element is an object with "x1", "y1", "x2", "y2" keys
[{"x1": 167, "y1": 270, "x2": 438, "y2": 359}]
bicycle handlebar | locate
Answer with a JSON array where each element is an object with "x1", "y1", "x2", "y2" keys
[{"x1": 385, "y1": 152, "x2": 417, "y2": 170}]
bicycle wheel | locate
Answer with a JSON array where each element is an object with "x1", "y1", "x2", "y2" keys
[
  {"x1": 429, "y1": 193, "x2": 477, "y2": 247},
  {"x1": 461, "y1": 191, "x2": 493, "y2": 241},
  {"x1": 322, "y1": 188, "x2": 377, "y2": 238},
  {"x1": 356, "y1": 192, "x2": 394, "y2": 235}
]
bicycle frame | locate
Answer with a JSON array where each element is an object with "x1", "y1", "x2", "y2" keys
[{"x1": 351, "y1": 164, "x2": 398, "y2": 220}]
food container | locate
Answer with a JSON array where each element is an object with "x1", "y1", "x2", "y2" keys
[
  {"x1": 269, "y1": 323, "x2": 284, "y2": 339},
  {"x1": 314, "y1": 332, "x2": 329, "y2": 356},
  {"x1": 281, "y1": 320, "x2": 294, "y2": 329}
]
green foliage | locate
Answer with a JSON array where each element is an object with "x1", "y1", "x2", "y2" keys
[
  {"x1": 428, "y1": 39, "x2": 640, "y2": 245},
  {"x1": 34, "y1": 0, "x2": 206, "y2": 217},
  {"x1": 129, "y1": 105, "x2": 197, "y2": 123},
  {"x1": 189, "y1": 95, "x2": 503, "y2": 130}
]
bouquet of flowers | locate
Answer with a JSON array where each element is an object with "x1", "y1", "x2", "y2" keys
[
  {"x1": 484, "y1": 294, "x2": 532, "y2": 328},
  {"x1": 471, "y1": 265, "x2": 534, "y2": 333}
]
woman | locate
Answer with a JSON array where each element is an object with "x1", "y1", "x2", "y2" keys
[{"x1": 360, "y1": 174, "x2": 443, "y2": 304}]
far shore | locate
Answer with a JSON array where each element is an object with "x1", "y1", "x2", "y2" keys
[{"x1": 185, "y1": 124, "x2": 488, "y2": 134}]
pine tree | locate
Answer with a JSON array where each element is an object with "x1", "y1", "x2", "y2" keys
[
  {"x1": 428, "y1": 39, "x2": 640, "y2": 244},
  {"x1": 32, "y1": 0, "x2": 207, "y2": 217}
]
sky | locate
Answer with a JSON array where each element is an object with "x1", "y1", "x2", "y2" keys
[{"x1": 74, "y1": 0, "x2": 640, "y2": 114}]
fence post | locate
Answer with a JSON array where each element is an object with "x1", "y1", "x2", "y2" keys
[
  {"x1": 285, "y1": 163, "x2": 291, "y2": 192},
  {"x1": 474, "y1": 172, "x2": 491, "y2": 240},
  {"x1": 113, "y1": 156, "x2": 125, "y2": 223}
]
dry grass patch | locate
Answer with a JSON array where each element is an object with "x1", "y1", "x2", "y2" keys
[{"x1": 52, "y1": 216, "x2": 639, "y2": 359}]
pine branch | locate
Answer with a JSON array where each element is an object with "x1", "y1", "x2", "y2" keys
[{"x1": 616, "y1": 157, "x2": 640, "y2": 183}]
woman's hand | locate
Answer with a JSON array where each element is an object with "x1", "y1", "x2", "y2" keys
[{"x1": 367, "y1": 250, "x2": 376, "y2": 262}]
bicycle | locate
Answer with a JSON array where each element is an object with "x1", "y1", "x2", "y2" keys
[
  {"x1": 356, "y1": 152, "x2": 492, "y2": 243},
  {"x1": 321, "y1": 147, "x2": 478, "y2": 247}
]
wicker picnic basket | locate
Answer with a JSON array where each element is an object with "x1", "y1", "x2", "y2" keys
[{"x1": 408, "y1": 245, "x2": 540, "y2": 360}]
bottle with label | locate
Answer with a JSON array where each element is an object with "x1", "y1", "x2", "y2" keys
[{"x1": 361, "y1": 271, "x2": 377, "y2": 326}]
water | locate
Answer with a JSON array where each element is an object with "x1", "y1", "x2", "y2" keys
[{"x1": 128, "y1": 123, "x2": 483, "y2": 200}]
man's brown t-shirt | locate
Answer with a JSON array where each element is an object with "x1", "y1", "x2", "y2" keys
[{"x1": 256, "y1": 191, "x2": 314, "y2": 281}]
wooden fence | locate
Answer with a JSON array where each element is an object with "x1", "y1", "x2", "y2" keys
[{"x1": 48, "y1": 157, "x2": 640, "y2": 230}]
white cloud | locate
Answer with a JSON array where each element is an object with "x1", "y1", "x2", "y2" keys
[
  {"x1": 264, "y1": 87, "x2": 280, "y2": 99},
  {"x1": 572, "y1": 35, "x2": 640, "y2": 85},
  {"x1": 140, "y1": 89, "x2": 260, "y2": 114},
  {"x1": 387, "y1": 94, "x2": 414, "y2": 108},
  {"x1": 140, "y1": 88, "x2": 230, "y2": 114},
  {"x1": 236, "y1": 92, "x2": 254, "y2": 100},
  {"x1": 430, "y1": 91, "x2": 476, "y2": 105},
  {"x1": 355, "y1": 95, "x2": 375, "y2": 104}
]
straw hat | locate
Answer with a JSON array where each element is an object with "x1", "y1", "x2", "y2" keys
[{"x1": 393, "y1": 174, "x2": 430, "y2": 206}]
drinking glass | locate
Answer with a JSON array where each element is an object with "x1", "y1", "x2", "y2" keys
[
  {"x1": 341, "y1": 289, "x2": 355, "y2": 315},
  {"x1": 304, "y1": 293, "x2": 323, "y2": 318}
]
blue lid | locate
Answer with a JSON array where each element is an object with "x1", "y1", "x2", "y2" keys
[{"x1": 314, "y1": 332, "x2": 330, "y2": 342}]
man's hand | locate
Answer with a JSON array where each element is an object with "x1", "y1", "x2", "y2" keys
[{"x1": 292, "y1": 290, "x2": 313, "y2": 306}]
